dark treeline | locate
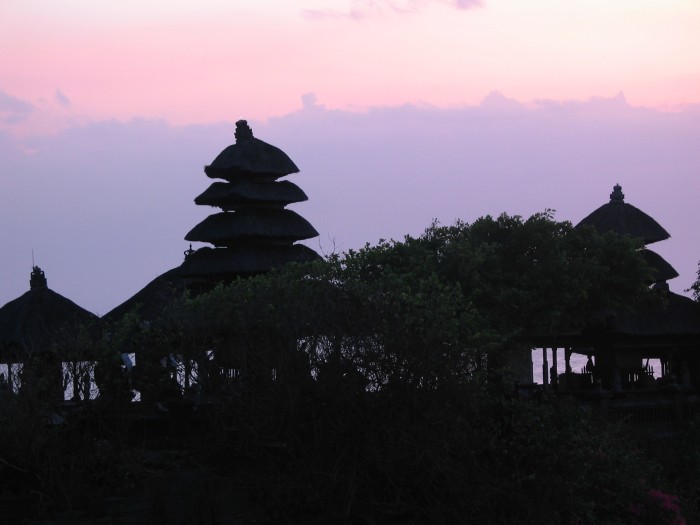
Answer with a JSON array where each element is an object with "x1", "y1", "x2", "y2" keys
[{"x1": 1, "y1": 213, "x2": 698, "y2": 524}]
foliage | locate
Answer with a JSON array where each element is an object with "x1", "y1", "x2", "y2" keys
[
  {"x1": 2, "y1": 212, "x2": 672, "y2": 523},
  {"x1": 161, "y1": 212, "x2": 650, "y2": 397},
  {"x1": 644, "y1": 415, "x2": 700, "y2": 524},
  {"x1": 244, "y1": 388, "x2": 661, "y2": 524},
  {"x1": 131, "y1": 211, "x2": 654, "y2": 523},
  {"x1": 689, "y1": 260, "x2": 700, "y2": 302}
]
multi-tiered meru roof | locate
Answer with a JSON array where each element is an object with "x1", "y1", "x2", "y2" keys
[
  {"x1": 576, "y1": 184, "x2": 678, "y2": 283},
  {"x1": 180, "y1": 120, "x2": 320, "y2": 279}
]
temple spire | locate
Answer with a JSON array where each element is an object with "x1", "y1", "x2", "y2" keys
[
  {"x1": 234, "y1": 120, "x2": 254, "y2": 142},
  {"x1": 610, "y1": 183, "x2": 624, "y2": 203},
  {"x1": 30, "y1": 266, "x2": 47, "y2": 290}
]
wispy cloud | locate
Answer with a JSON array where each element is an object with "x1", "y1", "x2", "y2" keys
[
  {"x1": 301, "y1": 92, "x2": 324, "y2": 110},
  {"x1": 55, "y1": 89, "x2": 72, "y2": 108},
  {"x1": 0, "y1": 90, "x2": 34, "y2": 124},
  {"x1": 453, "y1": 0, "x2": 481, "y2": 8},
  {"x1": 301, "y1": 0, "x2": 482, "y2": 20}
]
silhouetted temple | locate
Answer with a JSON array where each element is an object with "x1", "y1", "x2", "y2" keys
[
  {"x1": 0, "y1": 267, "x2": 97, "y2": 360},
  {"x1": 577, "y1": 183, "x2": 670, "y2": 244},
  {"x1": 0, "y1": 267, "x2": 98, "y2": 399},
  {"x1": 539, "y1": 184, "x2": 700, "y2": 400},
  {"x1": 577, "y1": 183, "x2": 678, "y2": 284},
  {"x1": 180, "y1": 120, "x2": 320, "y2": 282},
  {"x1": 105, "y1": 120, "x2": 320, "y2": 320}
]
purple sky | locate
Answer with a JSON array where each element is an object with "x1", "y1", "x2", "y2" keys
[
  {"x1": 1, "y1": 91, "x2": 698, "y2": 315},
  {"x1": 3, "y1": 1, "x2": 700, "y2": 314}
]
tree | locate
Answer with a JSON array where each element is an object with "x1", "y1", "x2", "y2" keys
[
  {"x1": 14, "y1": 211, "x2": 659, "y2": 523},
  {"x1": 689, "y1": 260, "x2": 700, "y2": 302}
]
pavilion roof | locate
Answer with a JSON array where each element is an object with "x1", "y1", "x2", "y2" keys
[
  {"x1": 185, "y1": 209, "x2": 319, "y2": 246},
  {"x1": 593, "y1": 287, "x2": 700, "y2": 340},
  {"x1": 0, "y1": 267, "x2": 97, "y2": 360},
  {"x1": 204, "y1": 120, "x2": 299, "y2": 181},
  {"x1": 530, "y1": 288, "x2": 700, "y2": 349},
  {"x1": 576, "y1": 184, "x2": 670, "y2": 245},
  {"x1": 102, "y1": 266, "x2": 186, "y2": 323},
  {"x1": 194, "y1": 180, "x2": 308, "y2": 210}
]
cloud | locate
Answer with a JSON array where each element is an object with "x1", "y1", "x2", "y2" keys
[
  {"x1": 0, "y1": 90, "x2": 34, "y2": 124},
  {"x1": 301, "y1": 7, "x2": 364, "y2": 20},
  {"x1": 301, "y1": 0, "x2": 482, "y2": 20},
  {"x1": 301, "y1": 92, "x2": 318, "y2": 109},
  {"x1": 534, "y1": 92, "x2": 630, "y2": 114},
  {"x1": 1, "y1": 93, "x2": 698, "y2": 316},
  {"x1": 479, "y1": 90, "x2": 525, "y2": 112},
  {"x1": 55, "y1": 89, "x2": 72, "y2": 108},
  {"x1": 453, "y1": 0, "x2": 482, "y2": 8},
  {"x1": 301, "y1": 92, "x2": 326, "y2": 111}
]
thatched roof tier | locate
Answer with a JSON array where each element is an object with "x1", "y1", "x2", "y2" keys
[
  {"x1": 103, "y1": 267, "x2": 186, "y2": 323},
  {"x1": 591, "y1": 288, "x2": 700, "y2": 343},
  {"x1": 0, "y1": 267, "x2": 97, "y2": 361},
  {"x1": 528, "y1": 289, "x2": 700, "y2": 350},
  {"x1": 205, "y1": 120, "x2": 299, "y2": 181},
  {"x1": 194, "y1": 180, "x2": 308, "y2": 210},
  {"x1": 185, "y1": 209, "x2": 319, "y2": 245},
  {"x1": 641, "y1": 249, "x2": 679, "y2": 284},
  {"x1": 576, "y1": 184, "x2": 670, "y2": 245},
  {"x1": 179, "y1": 244, "x2": 321, "y2": 278}
]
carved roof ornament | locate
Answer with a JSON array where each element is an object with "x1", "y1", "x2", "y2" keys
[
  {"x1": 234, "y1": 120, "x2": 254, "y2": 142},
  {"x1": 183, "y1": 243, "x2": 196, "y2": 261},
  {"x1": 204, "y1": 120, "x2": 299, "y2": 181},
  {"x1": 30, "y1": 266, "x2": 47, "y2": 290},
  {"x1": 610, "y1": 183, "x2": 625, "y2": 203}
]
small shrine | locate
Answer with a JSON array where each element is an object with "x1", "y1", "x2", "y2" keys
[
  {"x1": 0, "y1": 266, "x2": 97, "y2": 358},
  {"x1": 180, "y1": 120, "x2": 321, "y2": 282},
  {"x1": 0, "y1": 266, "x2": 98, "y2": 399},
  {"x1": 541, "y1": 185, "x2": 700, "y2": 400}
]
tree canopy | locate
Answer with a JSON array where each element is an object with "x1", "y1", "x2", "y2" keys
[
  {"x1": 690, "y1": 260, "x2": 700, "y2": 302},
  {"x1": 155, "y1": 211, "x2": 651, "y2": 397},
  {"x1": 8, "y1": 212, "x2": 690, "y2": 525}
]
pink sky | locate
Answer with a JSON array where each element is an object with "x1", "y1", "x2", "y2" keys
[
  {"x1": 1, "y1": 1, "x2": 699, "y2": 315},
  {"x1": 1, "y1": 0, "x2": 699, "y2": 129}
]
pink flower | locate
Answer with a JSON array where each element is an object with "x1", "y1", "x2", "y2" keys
[{"x1": 628, "y1": 489, "x2": 686, "y2": 525}]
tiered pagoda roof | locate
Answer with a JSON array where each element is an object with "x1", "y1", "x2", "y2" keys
[
  {"x1": 576, "y1": 184, "x2": 677, "y2": 285},
  {"x1": 180, "y1": 120, "x2": 320, "y2": 280},
  {"x1": 577, "y1": 184, "x2": 670, "y2": 245},
  {"x1": 564, "y1": 184, "x2": 700, "y2": 345}
]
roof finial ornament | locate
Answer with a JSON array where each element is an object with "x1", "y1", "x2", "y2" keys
[
  {"x1": 183, "y1": 243, "x2": 195, "y2": 261},
  {"x1": 30, "y1": 266, "x2": 47, "y2": 290},
  {"x1": 234, "y1": 120, "x2": 254, "y2": 143},
  {"x1": 610, "y1": 183, "x2": 624, "y2": 203}
]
